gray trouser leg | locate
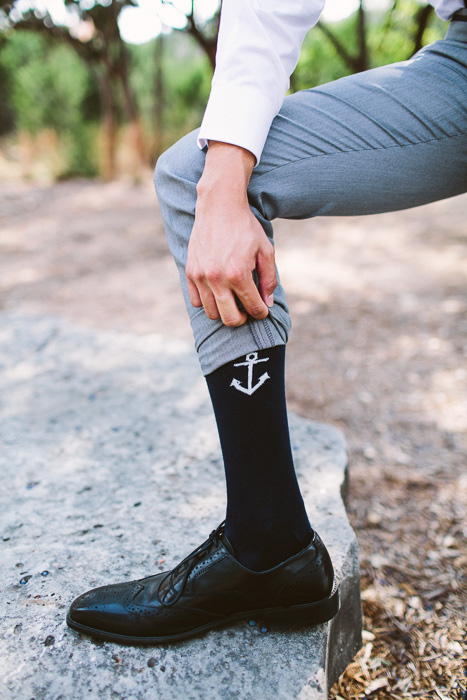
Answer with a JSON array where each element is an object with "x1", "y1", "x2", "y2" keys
[
  {"x1": 154, "y1": 129, "x2": 290, "y2": 376},
  {"x1": 154, "y1": 21, "x2": 467, "y2": 376}
]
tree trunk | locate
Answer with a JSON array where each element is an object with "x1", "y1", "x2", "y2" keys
[
  {"x1": 97, "y1": 68, "x2": 116, "y2": 180},
  {"x1": 116, "y1": 41, "x2": 147, "y2": 167},
  {"x1": 317, "y1": 21, "x2": 357, "y2": 71},
  {"x1": 19, "y1": 130, "x2": 34, "y2": 179},
  {"x1": 205, "y1": 39, "x2": 217, "y2": 70},
  {"x1": 317, "y1": 1, "x2": 370, "y2": 75},
  {"x1": 185, "y1": 7, "x2": 218, "y2": 71},
  {"x1": 411, "y1": 4, "x2": 434, "y2": 57},
  {"x1": 186, "y1": 26, "x2": 217, "y2": 70},
  {"x1": 355, "y1": 0, "x2": 369, "y2": 73},
  {"x1": 289, "y1": 70, "x2": 298, "y2": 94},
  {"x1": 154, "y1": 33, "x2": 165, "y2": 160}
]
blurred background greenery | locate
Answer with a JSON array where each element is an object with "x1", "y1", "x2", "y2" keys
[{"x1": 0, "y1": 0, "x2": 446, "y2": 182}]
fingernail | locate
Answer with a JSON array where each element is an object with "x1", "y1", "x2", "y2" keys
[{"x1": 267, "y1": 295, "x2": 274, "y2": 308}]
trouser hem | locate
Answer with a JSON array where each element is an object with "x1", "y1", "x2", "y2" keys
[{"x1": 198, "y1": 316, "x2": 286, "y2": 376}]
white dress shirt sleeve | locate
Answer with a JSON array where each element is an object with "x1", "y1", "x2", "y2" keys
[
  {"x1": 433, "y1": 0, "x2": 466, "y2": 21},
  {"x1": 197, "y1": 0, "x2": 326, "y2": 167}
]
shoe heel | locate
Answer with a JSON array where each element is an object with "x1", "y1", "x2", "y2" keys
[{"x1": 262, "y1": 583, "x2": 339, "y2": 628}]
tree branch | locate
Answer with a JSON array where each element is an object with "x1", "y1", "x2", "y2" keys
[
  {"x1": 411, "y1": 4, "x2": 433, "y2": 56},
  {"x1": 356, "y1": 0, "x2": 369, "y2": 72},
  {"x1": 13, "y1": 13, "x2": 99, "y2": 63},
  {"x1": 316, "y1": 20, "x2": 358, "y2": 72}
]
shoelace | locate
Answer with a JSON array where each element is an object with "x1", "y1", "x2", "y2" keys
[{"x1": 155, "y1": 520, "x2": 226, "y2": 606}]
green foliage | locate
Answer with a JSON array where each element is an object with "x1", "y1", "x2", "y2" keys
[
  {"x1": 162, "y1": 37, "x2": 211, "y2": 132},
  {"x1": 293, "y1": 1, "x2": 445, "y2": 90},
  {"x1": 0, "y1": 39, "x2": 14, "y2": 134},
  {"x1": 1, "y1": 31, "x2": 88, "y2": 133},
  {"x1": 129, "y1": 32, "x2": 212, "y2": 148},
  {"x1": 0, "y1": 0, "x2": 451, "y2": 179},
  {"x1": 366, "y1": 0, "x2": 445, "y2": 68},
  {"x1": 1, "y1": 30, "x2": 98, "y2": 175},
  {"x1": 58, "y1": 121, "x2": 99, "y2": 179},
  {"x1": 128, "y1": 40, "x2": 156, "y2": 125},
  {"x1": 293, "y1": 24, "x2": 352, "y2": 91}
]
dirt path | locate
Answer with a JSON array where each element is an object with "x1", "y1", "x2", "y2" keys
[{"x1": 1, "y1": 176, "x2": 466, "y2": 699}]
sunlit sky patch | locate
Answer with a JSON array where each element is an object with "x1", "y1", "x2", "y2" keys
[{"x1": 12, "y1": 0, "x2": 395, "y2": 44}]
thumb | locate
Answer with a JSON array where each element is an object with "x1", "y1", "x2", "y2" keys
[{"x1": 256, "y1": 243, "x2": 277, "y2": 308}]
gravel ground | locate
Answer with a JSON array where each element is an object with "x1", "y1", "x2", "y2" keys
[{"x1": 1, "y1": 176, "x2": 466, "y2": 699}]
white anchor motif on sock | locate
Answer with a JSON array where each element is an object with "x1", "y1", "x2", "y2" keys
[{"x1": 230, "y1": 352, "x2": 270, "y2": 396}]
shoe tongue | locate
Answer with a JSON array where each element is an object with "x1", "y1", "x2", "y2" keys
[
  {"x1": 220, "y1": 531, "x2": 235, "y2": 556},
  {"x1": 158, "y1": 531, "x2": 229, "y2": 604}
]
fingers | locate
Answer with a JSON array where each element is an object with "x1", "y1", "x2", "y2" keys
[
  {"x1": 256, "y1": 242, "x2": 277, "y2": 308},
  {"x1": 202, "y1": 268, "x2": 249, "y2": 325},
  {"x1": 186, "y1": 237, "x2": 274, "y2": 325},
  {"x1": 187, "y1": 277, "x2": 202, "y2": 308},
  {"x1": 188, "y1": 270, "x2": 256, "y2": 326},
  {"x1": 215, "y1": 291, "x2": 248, "y2": 327},
  {"x1": 229, "y1": 271, "x2": 269, "y2": 320},
  {"x1": 197, "y1": 285, "x2": 221, "y2": 321},
  {"x1": 187, "y1": 266, "x2": 221, "y2": 319},
  {"x1": 188, "y1": 268, "x2": 270, "y2": 325}
]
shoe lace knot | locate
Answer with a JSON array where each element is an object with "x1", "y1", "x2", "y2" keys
[{"x1": 155, "y1": 521, "x2": 226, "y2": 606}]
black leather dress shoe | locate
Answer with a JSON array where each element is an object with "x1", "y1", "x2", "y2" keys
[{"x1": 67, "y1": 522, "x2": 339, "y2": 645}]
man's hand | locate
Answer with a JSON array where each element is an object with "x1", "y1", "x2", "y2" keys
[{"x1": 186, "y1": 141, "x2": 277, "y2": 327}]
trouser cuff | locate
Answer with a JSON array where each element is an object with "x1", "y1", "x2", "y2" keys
[{"x1": 195, "y1": 309, "x2": 289, "y2": 376}]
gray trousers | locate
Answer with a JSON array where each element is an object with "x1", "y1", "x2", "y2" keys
[{"x1": 154, "y1": 19, "x2": 467, "y2": 376}]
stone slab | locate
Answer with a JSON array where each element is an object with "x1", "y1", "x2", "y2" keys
[{"x1": 0, "y1": 313, "x2": 362, "y2": 700}]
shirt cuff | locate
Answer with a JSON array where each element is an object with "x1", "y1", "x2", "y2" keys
[{"x1": 197, "y1": 84, "x2": 280, "y2": 167}]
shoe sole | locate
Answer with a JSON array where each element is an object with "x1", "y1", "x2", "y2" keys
[{"x1": 66, "y1": 579, "x2": 339, "y2": 646}]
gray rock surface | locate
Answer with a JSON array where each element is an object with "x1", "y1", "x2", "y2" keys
[{"x1": 0, "y1": 313, "x2": 362, "y2": 700}]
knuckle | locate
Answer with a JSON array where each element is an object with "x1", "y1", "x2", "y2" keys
[
  {"x1": 224, "y1": 316, "x2": 241, "y2": 327},
  {"x1": 267, "y1": 277, "x2": 278, "y2": 291},
  {"x1": 251, "y1": 306, "x2": 267, "y2": 318},
  {"x1": 227, "y1": 267, "x2": 244, "y2": 286},
  {"x1": 249, "y1": 301, "x2": 264, "y2": 314},
  {"x1": 189, "y1": 290, "x2": 201, "y2": 305},
  {"x1": 205, "y1": 267, "x2": 221, "y2": 284},
  {"x1": 262, "y1": 239, "x2": 275, "y2": 256}
]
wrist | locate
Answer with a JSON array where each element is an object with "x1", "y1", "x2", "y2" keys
[{"x1": 197, "y1": 141, "x2": 255, "y2": 201}]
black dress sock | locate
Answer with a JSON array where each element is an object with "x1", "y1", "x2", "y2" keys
[{"x1": 205, "y1": 345, "x2": 313, "y2": 571}]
